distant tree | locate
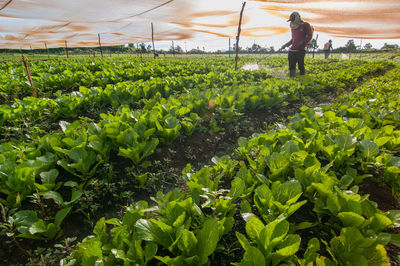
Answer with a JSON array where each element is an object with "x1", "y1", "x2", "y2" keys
[
  {"x1": 176, "y1": 45, "x2": 183, "y2": 53},
  {"x1": 139, "y1": 43, "x2": 146, "y2": 53},
  {"x1": 128, "y1": 43, "x2": 134, "y2": 48},
  {"x1": 169, "y1": 44, "x2": 183, "y2": 54},
  {"x1": 269, "y1": 46, "x2": 275, "y2": 52},
  {"x1": 232, "y1": 43, "x2": 242, "y2": 52},
  {"x1": 364, "y1": 43, "x2": 373, "y2": 49},
  {"x1": 345, "y1": 40, "x2": 357, "y2": 52},
  {"x1": 250, "y1": 43, "x2": 262, "y2": 53},
  {"x1": 381, "y1": 43, "x2": 399, "y2": 50},
  {"x1": 189, "y1": 48, "x2": 205, "y2": 54}
]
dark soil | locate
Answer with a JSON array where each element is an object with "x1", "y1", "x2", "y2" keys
[
  {"x1": 360, "y1": 179, "x2": 400, "y2": 264},
  {"x1": 359, "y1": 179, "x2": 400, "y2": 212}
]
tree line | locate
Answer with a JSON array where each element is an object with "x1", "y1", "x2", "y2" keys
[{"x1": 0, "y1": 40, "x2": 398, "y2": 55}]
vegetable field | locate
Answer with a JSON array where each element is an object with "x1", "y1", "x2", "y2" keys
[{"x1": 1, "y1": 55, "x2": 400, "y2": 265}]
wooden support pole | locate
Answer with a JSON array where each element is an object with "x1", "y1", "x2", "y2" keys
[
  {"x1": 151, "y1": 23, "x2": 156, "y2": 59},
  {"x1": 235, "y1": 2, "x2": 246, "y2": 71},
  {"x1": 44, "y1": 42, "x2": 49, "y2": 59},
  {"x1": 21, "y1": 55, "x2": 37, "y2": 98},
  {"x1": 138, "y1": 43, "x2": 142, "y2": 58},
  {"x1": 312, "y1": 34, "x2": 319, "y2": 58},
  {"x1": 30, "y1": 45, "x2": 34, "y2": 59},
  {"x1": 98, "y1": 33, "x2": 104, "y2": 57},
  {"x1": 229, "y1": 38, "x2": 231, "y2": 58},
  {"x1": 64, "y1": 40, "x2": 69, "y2": 58},
  {"x1": 359, "y1": 39, "x2": 363, "y2": 59},
  {"x1": 172, "y1": 41, "x2": 175, "y2": 57}
]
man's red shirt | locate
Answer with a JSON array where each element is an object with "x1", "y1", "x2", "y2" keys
[{"x1": 290, "y1": 22, "x2": 313, "y2": 51}]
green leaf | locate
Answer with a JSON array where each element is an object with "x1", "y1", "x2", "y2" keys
[
  {"x1": 196, "y1": 218, "x2": 220, "y2": 264},
  {"x1": 338, "y1": 175, "x2": 354, "y2": 189},
  {"x1": 255, "y1": 173, "x2": 269, "y2": 184},
  {"x1": 40, "y1": 169, "x2": 58, "y2": 184},
  {"x1": 64, "y1": 181, "x2": 78, "y2": 187},
  {"x1": 230, "y1": 177, "x2": 245, "y2": 200},
  {"x1": 370, "y1": 214, "x2": 392, "y2": 232},
  {"x1": 81, "y1": 239, "x2": 103, "y2": 265},
  {"x1": 390, "y1": 234, "x2": 400, "y2": 247},
  {"x1": 55, "y1": 207, "x2": 71, "y2": 228},
  {"x1": 240, "y1": 200, "x2": 252, "y2": 214},
  {"x1": 135, "y1": 173, "x2": 148, "y2": 188},
  {"x1": 366, "y1": 244, "x2": 390, "y2": 265},
  {"x1": 236, "y1": 232, "x2": 251, "y2": 251},
  {"x1": 29, "y1": 220, "x2": 47, "y2": 235},
  {"x1": 68, "y1": 188, "x2": 83, "y2": 205},
  {"x1": 246, "y1": 216, "x2": 264, "y2": 241},
  {"x1": 286, "y1": 199, "x2": 307, "y2": 216},
  {"x1": 340, "y1": 227, "x2": 364, "y2": 253},
  {"x1": 272, "y1": 180, "x2": 303, "y2": 204},
  {"x1": 13, "y1": 210, "x2": 40, "y2": 235},
  {"x1": 178, "y1": 229, "x2": 197, "y2": 256},
  {"x1": 155, "y1": 255, "x2": 186, "y2": 266},
  {"x1": 312, "y1": 182, "x2": 333, "y2": 197},
  {"x1": 335, "y1": 134, "x2": 356, "y2": 151},
  {"x1": 140, "y1": 138, "x2": 159, "y2": 160},
  {"x1": 239, "y1": 247, "x2": 265, "y2": 266},
  {"x1": 135, "y1": 219, "x2": 173, "y2": 248},
  {"x1": 105, "y1": 218, "x2": 121, "y2": 226},
  {"x1": 144, "y1": 243, "x2": 158, "y2": 263},
  {"x1": 111, "y1": 249, "x2": 127, "y2": 260},
  {"x1": 338, "y1": 212, "x2": 365, "y2": 228},
  {"x1": 303, "y1": 238, "x2": 320, "y2": 264},
  {"x1": 93, "y1": 218, "x2": 108, "y2": 243},
  {"x1": 347, "y1": 254, "x2": 368, "y2": 266},
  {"x1": 387, "y1": 210, "x2": 400, "y2": 227},
  {"x1": 43, "y1": 191, "x2": 64, "y2": 206},
  {"x1": 259, "y1": 219, "x2": 289, "y2": 254},
  {"x1": 275, "y1": 234, "x2": 301, "y2": 256},
  {"x1": 359, "y1": 140, "x2": 379, "y2": 160}
]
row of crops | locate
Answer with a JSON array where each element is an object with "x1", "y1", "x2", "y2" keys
[{"x1": 0, "y1": 56, "x2": 399, "y2": 265}]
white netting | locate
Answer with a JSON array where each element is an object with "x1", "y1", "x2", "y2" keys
[{"x1": 0, "y1": 0, "x2": 399, "y2": 48}]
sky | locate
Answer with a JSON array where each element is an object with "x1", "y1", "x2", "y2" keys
[{"x1": 0, "y1": 0, "x2": 399, "y2": 50}]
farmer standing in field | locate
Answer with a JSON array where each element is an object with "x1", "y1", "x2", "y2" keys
[
  {"x1": 281, "y1": 12, "x2": 313, "y2": 77},
  {"x1": 323, "y1": 40, "x2": 333, "y2": 59}
]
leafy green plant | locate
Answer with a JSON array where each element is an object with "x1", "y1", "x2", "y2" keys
[
  {"x1": 253, "y1": 180, "x2": 307, "y2": 223},
  {"x1": 325, "y1": 227, "x2": 390, "y2": 265},
  {"x1": 10, "y1": 207, "x2": 71, "y2": 240},
  {"x1": 236, "y1": 217, "x2": 301, "y2": 265}
]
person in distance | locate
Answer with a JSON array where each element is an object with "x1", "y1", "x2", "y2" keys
[
  {"x1": 323, "y1": 40, "x2": 333, "y2": 59},
  {"x1": 281, "y1": 12, "x2": 313, "y2": 77}
]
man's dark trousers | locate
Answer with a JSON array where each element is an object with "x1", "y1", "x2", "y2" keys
[{"x1": 288, "y1": 50, "x2": 306, "y2": 77}]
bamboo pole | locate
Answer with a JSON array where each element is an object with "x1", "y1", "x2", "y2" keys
[
  {"x1": 151, "y1": 23, "x2": 156, "y2": 59},
  {"x1": 44, "y1": 42, "x2": 49, "y2": 59},
  {"x1": 21, "y1": 55, "x2": 37, "y2": 98},
  {"x1": 229, "y1": 38, "x2": 231, "y2": 58},
  {"x1": 30, "y1": 45, "x2": 34, "y2": 59},
  {"x1": 64, "y1": 40, "x2": 69, "y2": 58},
  {"x1": 235, "y1": 2, "x2": 246, "y2": 71},
  {"x1": 98, "y1": 33, "x2": 103, "y2": 57},
  {"x1": 312, "y1": 34, "x2": 318, "y2": 58}
]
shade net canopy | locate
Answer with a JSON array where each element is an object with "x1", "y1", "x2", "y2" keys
[{"x1": 0, "y1": 0, "x2": 399, "y2": 49}]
